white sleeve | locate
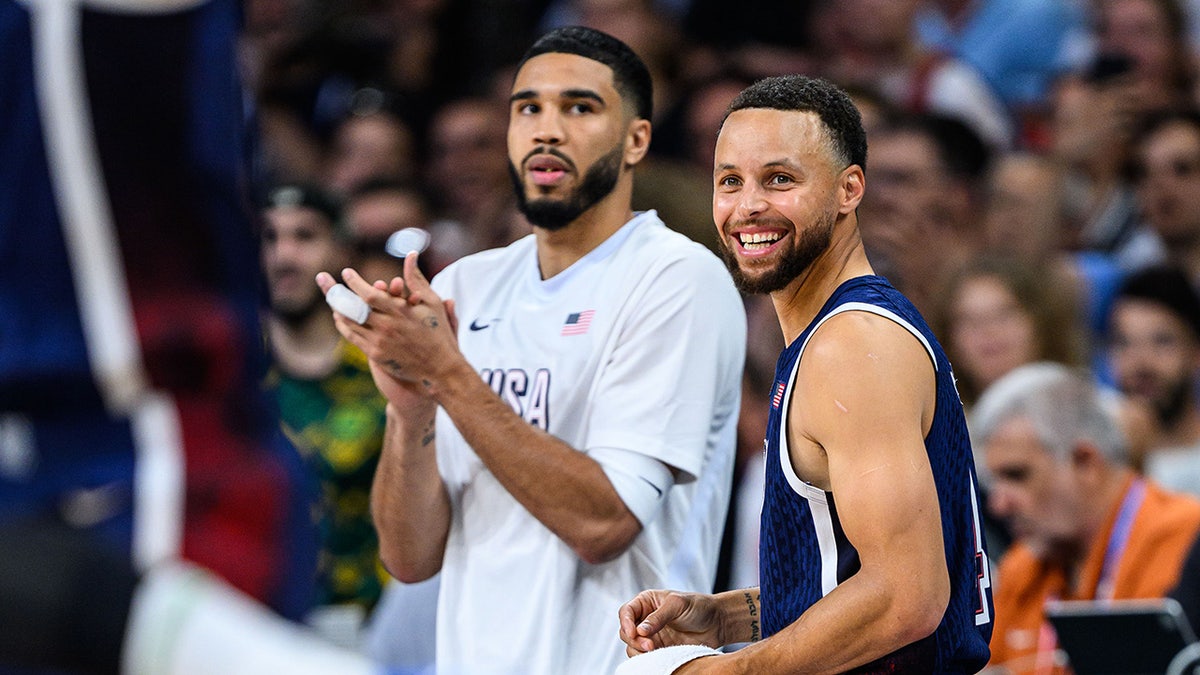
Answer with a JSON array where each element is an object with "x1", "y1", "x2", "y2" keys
[
  {"x1": 584, "y1": 253, "x2": 746, "y2": 482},
  {"x1": 590, "y1": 446, "x2": 675, "y2": 527}
]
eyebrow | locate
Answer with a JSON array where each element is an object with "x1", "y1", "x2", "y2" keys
[
  {"x1": 510, "y1": 88, "x2": 607, "y2": 106},
  {"x1": 714, "y1": 158, "x2": 801, "y2": 175}
]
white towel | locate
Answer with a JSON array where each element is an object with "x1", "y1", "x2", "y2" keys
[{"x1": 614, "y1": 645, "x2": 722, "y2": 675}]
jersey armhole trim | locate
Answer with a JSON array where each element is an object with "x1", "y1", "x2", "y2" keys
[{"x1": 777, "y1": 302, "x2": 936, "y2": 499}]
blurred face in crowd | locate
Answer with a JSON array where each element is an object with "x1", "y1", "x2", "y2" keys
[
  {"x1": 984, "y1": 416, "x2": 1089, "y2": 559},
  {"x1": 685, "y1": 79, "x2": 748, "y2": 171},
  {"x1": 712, "y1": 108, "x2": 860, "y2": 294},
  {"x1": 324, "y1": 113, "x2": 414, "y2": 195},
  {"x1": 507, "y1": 53, "x2": 644, "y2": 231},
  {"x1": 262, "y1": 206, "x2": 346, "y2": 323},
  {"x1": 1098, "y1": 0, "x2": 1177, "y2": 90},
  {"x1": 857, "y1": 128, "x2": 954, "y2": 271},
  {"x1": 346, "y1": 189, "x2": 429, "y2": 284},
  {"x1": 1133, "y1": 120, "x2": 1200, "y2": 247},
  {"x1": 982, "y1": 154, "x2": 1064, "y2": 261},
  {"x1": 430, "y1": 99, "x2": 510, "y2": 213},
  {"x1": 1109, "y1": 298, "x2": 1200, "y2": 426},
  {"x1": 948, "y1": 273, "x2": 1039, "y2": 393}
]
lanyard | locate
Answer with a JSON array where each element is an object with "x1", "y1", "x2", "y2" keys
[{"x1": 1095, "y1": 478, "x2": 1146, "y2": 601}]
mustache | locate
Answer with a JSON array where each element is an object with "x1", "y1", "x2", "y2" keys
[
  {"x1": 725, "y1": 216, "x2": 794, "y2": 231},
  {"x1": 521, "y1": 146, "x2": 576, "y2": 172},
  {"x1": 268, "y1": 264, "x2": 304, "y2": 280}
]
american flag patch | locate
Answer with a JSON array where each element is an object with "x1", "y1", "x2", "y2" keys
[
  {"x1": 771, "y1": 381, "x2": 786, "y2": 409},
  {"x1": 561, "y1": 310, "x2": 595, "y2": 336}
]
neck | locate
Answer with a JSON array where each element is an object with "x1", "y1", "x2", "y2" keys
[
  {"x1": 534, "y1": 178, "x2": 634, "y2": 280},
  {"x1": 770, "y1": 217, "x2": 875, "y2": 345},
  {"x1": 267, "y1": 310, "x2": 343, "y2": 379},
  {"x1": 1159, "y1": 403, "x2": 1200, "y2": 447}
]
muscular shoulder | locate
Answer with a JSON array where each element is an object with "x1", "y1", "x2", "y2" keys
[
  {"x1": 792, "y1": 309, "x2": 936, "y2": 441},
  {"x1": 799, "y1": 310, "x2": 934, "y2": 391}
]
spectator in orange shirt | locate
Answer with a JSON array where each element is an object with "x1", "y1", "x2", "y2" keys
[{"x1": 970, "y1": 362, "x2": 1200, "y2": 674}]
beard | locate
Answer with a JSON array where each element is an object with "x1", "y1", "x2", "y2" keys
[
  {"x1": 268, "y1": 275, "x2": 325, "y2": 327},
  {"x1": 510, "y1": 144, "x2": 623, "y2": 231},
  {"x1": 1153, "y1": 375, "x2": 1193, "y2": 428},
  {"x1": 718, "y1": 207, "x2": 836, "y2": 295}
]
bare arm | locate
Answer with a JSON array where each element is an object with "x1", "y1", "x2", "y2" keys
[
  {"x1": 659, "y1": 312, "x2": 948, "y2": 674},
  {"x1": 325, "y1": 257, "x2": 642, "y2": 567},
  {"x1": 317, "y1": 271, "x2": 452, "y2": 581}
]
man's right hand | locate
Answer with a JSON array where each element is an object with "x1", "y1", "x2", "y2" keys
[{"x1": 618, "y1": 590, "x2": 724, "y2": 657}]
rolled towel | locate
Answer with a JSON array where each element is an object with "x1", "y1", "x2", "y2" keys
[{"x1": 615, "y1": 645, "x2": 722, "y2": 675}]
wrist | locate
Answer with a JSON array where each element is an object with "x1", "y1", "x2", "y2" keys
[
  {"x1": 718, "y1": 589, "x2": 761, "y2": 645},
  {"x1": 425, "y1": 356, "x2": 477, "y2": 405},
  {"x1": 386, "y1": 401, "x2": 437, "y2": 443}
]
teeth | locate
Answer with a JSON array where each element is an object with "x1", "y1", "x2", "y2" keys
[{"x1": 738, "y1": 232, "x2": 782, "y2": 248}]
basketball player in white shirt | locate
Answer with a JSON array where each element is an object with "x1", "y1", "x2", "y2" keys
[{"x1": 317, "y1": 25, "x2": 746, "y2": 675}]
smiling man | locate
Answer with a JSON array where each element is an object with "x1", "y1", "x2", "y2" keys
[
  {"x1": 617, "y1": 74, "x2": 992, "y2": 674},
  {"x1": 318, "y1": 26, "x2": 746, "y2": 675}
]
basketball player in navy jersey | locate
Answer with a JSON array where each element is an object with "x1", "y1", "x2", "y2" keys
[{"x1": 618, "y1": 75, "x2": 993, "y2": 673}]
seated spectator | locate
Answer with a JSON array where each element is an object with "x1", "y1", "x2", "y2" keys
[
  {"x1": 323, "y1": 96, "x2": 418, "y2": 197},
  {"x1": 970, "y1": 362, "x2": 1200, "y2": 674},
  {"x1": 933, "y1": 254, "x2": 1088, "y2": 412},
  {"x1": 1128, "y1": 109, "x2": 1200, "y2": 286},
  {"x1": 1050, "y1": 0, "x2": 1194, "y2": 272},
  {"x1": 1106, "y1": 265, "x2": 1200, "y2": 492},
  {"x1": 344, "y1": 178, "x2": 459, "y2": 282},
  {"x1": 424, "y1": 96, "x2": 530, "y2": 254},
  {"x1": 858, "y1": 112, "x2": 993, "y2": 315}
]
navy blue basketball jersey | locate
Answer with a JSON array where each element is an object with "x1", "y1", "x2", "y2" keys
[
  {"x1": 759, "y1": 275, "x2": 992, "y2": 673},
  {"x1": 0, "y1": 0, "x2": 314, "y2": 618}
]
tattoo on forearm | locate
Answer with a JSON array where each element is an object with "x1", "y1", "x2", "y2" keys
[
  {"x1": 423, "y1": 316, "x2": 439, "y2": 329},
  {"x1": 744, "y1": 591, "x2": 760, "y2": 642},
  {"x1": 420, "y1": 419, "x2": 435, "y2": 447},
  {"x1": 385, "y1": 359, "x2": 403, "y2": 376}
]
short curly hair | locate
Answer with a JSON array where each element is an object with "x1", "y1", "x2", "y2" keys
[
  {"x1": 723, "y1": 75, "x2": 867, "y2": 172},
  {"x1": 519, "y1": 26, "x2": 653, "y2": 121}
]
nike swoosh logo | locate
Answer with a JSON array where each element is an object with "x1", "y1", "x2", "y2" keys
[
  {"x1": 639, "y1": 476, "x2": 663, "y2": 497},
  {"x1": 469, "y1": 318, "x2": 500, "y2": 331}
]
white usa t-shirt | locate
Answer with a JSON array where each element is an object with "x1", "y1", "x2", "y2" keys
[{"x1": 428, "y1": 211, "x2": 746, "y2": 675}]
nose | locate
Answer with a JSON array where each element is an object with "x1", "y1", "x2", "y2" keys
[
  {"x1": 735, "y1": 183, "x2": 769, "y2": 220},
  {"x1": 532, "y1": 109, "x2": 564, "y2": 146}
]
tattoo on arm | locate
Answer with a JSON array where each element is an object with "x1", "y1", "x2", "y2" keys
[
  {"x1": 385, "y1": 359, "x2": 403, "y2": 377},
  {"x1": 744, "y1": 591, "x2": 760, "y2": 642},
  {"x1": 423, "y1": 316, "x2": 439, "y2": 329},
  {"x1": 420, "y1": 419, "x2": 435, "y2": 447}
]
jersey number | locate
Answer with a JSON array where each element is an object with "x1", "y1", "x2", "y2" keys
[{"x1": 968, "y1": 478, "x2": 993, "y2": 626}]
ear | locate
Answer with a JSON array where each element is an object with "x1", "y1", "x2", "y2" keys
[
  {"x1": 623, "y1": 118, "x2": 652, "y2": 167},
  {"x1": 1069, "y1": 441, "x2": 1106, "y2": 481},
  {"x1": 838, "y1": 164, "x2": 865, "y2": 215}
]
